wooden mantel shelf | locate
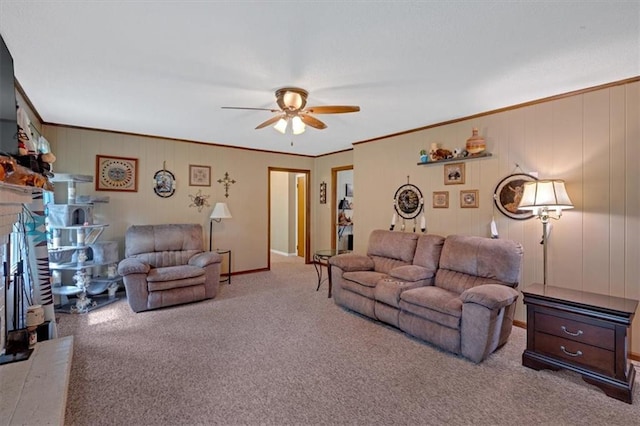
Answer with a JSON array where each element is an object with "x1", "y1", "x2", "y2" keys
[{"x1": 417, "y1": 152, "x2": 492, "y2": 166}]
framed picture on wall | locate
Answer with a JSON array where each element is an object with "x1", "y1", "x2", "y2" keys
[
  {"x1": 189, "y1": 165, "x2": 211, "y2": 186},
  {"x1": 95, "y1": 155, "x2": 138, "y2": 192},
  {"x1": 493, "y1": 173, "x2": 538, "y2": 220},
  {"x1": 345, "y1": 183, "x2": 354, "y2": 197},
  {"x1": 432, "y1": 191, "x2": 449, "y2": 208},
  {"x1": 460, "y1": 189, "x2": 479, "y2": 208},
  {"x1": 319, "y1": 182, "x2": 327, "y2": 204},
  {"x1": 444, "y1": 163, "x2": 465, "y2": 185}
]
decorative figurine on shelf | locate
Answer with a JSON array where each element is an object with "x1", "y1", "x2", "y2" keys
[
  {"x1": 466, "y1": 127, "x2": 486, "y2": 155},
  {"x1": 428, "y1": 143, "x2": 440, "y2": 162},
  {"x1": 453, "y1": 148, "x2": 466, "y2": 158},
  {"x1": 338, "y1": 211, "x2": 352, "y2": 226}
]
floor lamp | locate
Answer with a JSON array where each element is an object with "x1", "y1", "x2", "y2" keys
[
  {"x1": 517, "y1": 179, "x2": 573, "y2": 286},
  {"x1": 209, "y1": 202, "x2": 232, "y2": 251}
]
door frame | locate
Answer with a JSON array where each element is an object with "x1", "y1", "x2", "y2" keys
[
  {"x1": 268, "y1": 167, "x2": 311, "y2": 266},
  {"x1": 331, "y1": 165, "x2": 353, "y2": 250}
]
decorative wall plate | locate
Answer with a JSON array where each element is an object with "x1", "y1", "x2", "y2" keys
[
  {"x1": 393, "y1": 183, "x2": 424, "y2": 219},
  {"x1": 493, "y1": 173, "x2": 538, "y2": 220},
  {"x1": 153, "y1": 169, "x2": 176, "y2": 198},
  {"x1": 96, "y1": 155, "x2": 138, "y2": 192}
]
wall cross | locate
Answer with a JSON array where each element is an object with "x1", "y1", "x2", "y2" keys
[{"x1": 217, "y1": 172, "x2": 236, "y2": 198}]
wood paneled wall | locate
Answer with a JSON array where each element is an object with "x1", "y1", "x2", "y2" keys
[{"x1": 349, "y1": 81, "x2": 640, "y2": 352}]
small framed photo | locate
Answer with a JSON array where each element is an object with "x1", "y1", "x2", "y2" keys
[
  {"x1": 96, "y1": 155, "x2": 138, "y2": 192},
  {"x1": 432, "y1": 191, "x2": 449, "y2": 208},
  {"x1": 460, "y1": 190, "x2": 479, "y2": 208},
  {"x1": 444, "y1": 162, "x2": 465, "y2": 185},
  {"x1": 189, "y1": 165, "x2": 211, "y2": 186},
  {"x1": 345, "y1": 183, "x2": 354, "y2": 197}
]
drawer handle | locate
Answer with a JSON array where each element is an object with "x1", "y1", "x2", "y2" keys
[
  {"x1": 561, "y1": 325, "x2": 583, "y2": 337},
  {"x1": 560, "y1": 345, "x2": 583, "y2": 357}
]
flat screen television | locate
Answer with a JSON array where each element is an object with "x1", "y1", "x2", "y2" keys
[{"x1": 0, "y1": 33, "x2": 18, "y2": 156}]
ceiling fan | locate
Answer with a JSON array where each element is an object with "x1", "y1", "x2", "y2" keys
[{"x1": 221, "y1": 87, "x2": 360, "y2": 135}]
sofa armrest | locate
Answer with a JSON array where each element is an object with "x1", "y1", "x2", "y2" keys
[
  {"x1": 189, "y1": 251, "x2": 222, "y2": 268},
  {"x1": 389, "y1": 265, "x2": 434, "y2": 282},
  {"x1": 460, "y1": 284, "x2": 518, "y2": 310},
  {"x1": 118, "y1": 258, "x2": 150, "y2": 276},
  {"x1": 329, "y1": 254, "x2": 374, "y2": 272}
]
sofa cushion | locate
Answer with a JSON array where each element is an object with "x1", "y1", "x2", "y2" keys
[
  {"x1": 148, "y1": 275, "x2": 206, "y2": 292},
  {"x1": 370, "y1": 256, "x2": 412, "y2": 274},
  {"x1": 147, "y1": 264, "x2": 205, "y2": 282},
  {"x1": 400, "y1": 286, "x2": 462, "y2": 329},
  {"x1": 367, "y1": 230, "x2": 419, "y2": 264},
  {"x1": 435, "y1": 269, "x2": 509, "y2": 295},
  {"x1": 131, "y1": 250, "x2": 202, "y2": 268},
  {"x1": 374, "y1": 279, "x2": 426, "y2": 308},
  {"x1": 125, "y1": 224, "x2": 204, "y2": 268},
  {"x1": 438, "y1": 235, "x2": 523, "y2": 286},
  {"x1": 413, "y1": 234, "x2": 445, "y2": 270},
  {"x1": 389, "y1": 265, "x2": 433, "y2": 282},
  {"x1": 341, "y1": 277, "x2": 377, "y2": 299},
  {"x1": 330, "y1": 253, "x2": 375, "y2": 272}
]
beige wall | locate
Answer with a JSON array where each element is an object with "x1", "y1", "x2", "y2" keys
[
  {"x1": 45, "y1": 126, "x2": 314, "y2": 273},
  {"x1": 353, "y1": 81, "x2": 640, "y2": 352}
]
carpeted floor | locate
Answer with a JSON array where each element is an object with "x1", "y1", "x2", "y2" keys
[{"x1": 58, "y1": 255, "x2": 640, "y2": 425}]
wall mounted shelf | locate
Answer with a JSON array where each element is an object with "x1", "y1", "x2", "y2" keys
[{"x1": 417, "y1": 152, "x2": 492, "y2": 166}]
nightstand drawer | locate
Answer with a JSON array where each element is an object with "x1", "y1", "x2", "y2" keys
[
  {"x1": 534, "y1": 311, "x2": 614, "y2": 350},
  {"x1": 535, "y1": 332, "x2": 615, "y2": 376}
]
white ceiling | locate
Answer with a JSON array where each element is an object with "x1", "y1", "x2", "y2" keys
[{"x1": 1, "y1": 1, "x2": 638, "y2": 157}]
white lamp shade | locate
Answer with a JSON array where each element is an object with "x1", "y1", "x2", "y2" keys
[
  {"x1": 274, "y1": 117, "x2": 288, "y2": 134},
  {"x1": 518, "y1": 180, "x2": 574, "y2": 211},
  {"x1": 291, "y1": 115, "x2": 306, "y2": 135},
  {"x1": 210, "y1": 202, "x2": 232, "y2": 220}
]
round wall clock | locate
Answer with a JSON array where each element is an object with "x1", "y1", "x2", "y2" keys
[
  {"x1": 153, "y1": 169, "x2": 176, "y2": 198},
  {"x1": 393, "y1": 183, "x2": 424, "y2": 219},
  {"x1": 493, "y1": 173, "x2": 538, "y2": 220},
  {"x1": 96, "y1": 155, "x2": 138, "y2": 192}
]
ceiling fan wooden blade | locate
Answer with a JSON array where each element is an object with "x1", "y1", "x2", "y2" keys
[
  {"x1": 304, "y1": 105, "x2": 360, "y2": 114},
  {"x1": 299, "y1": 114, "x2": 327, "y2": 129},
  {"x1": 255, "y1": 115, "x2": 283, "y2": 129},
  {"x1": 221, "y1": 106, "x2": 280, "y2": 112}
]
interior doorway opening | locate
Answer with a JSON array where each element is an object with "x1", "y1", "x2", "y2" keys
[
  {"x1": 331, "y1": 165, "x2": 354, "y2": 251},
  {"x1": 268, "y1": 167, "x2": 311, "y2": 267}
]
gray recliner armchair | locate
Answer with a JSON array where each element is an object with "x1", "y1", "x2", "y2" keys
[{"x1": 118, "y1": 224, "x2": 222, "y2": 313}]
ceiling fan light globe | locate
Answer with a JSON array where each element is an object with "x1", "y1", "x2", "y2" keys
[
  {"x1": 274, "y1": 117, "x2": 288, "y2": 134},
  {"x1": 283, "y1": 91, "x2": 303, "y2": 109},
  {"x1": 292, "y1": 116, "x2": 306, "y2": 135}
]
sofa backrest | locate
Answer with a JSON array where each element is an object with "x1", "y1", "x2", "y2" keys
[
  {"x1": 413, "y1": 234, "x2": 445, "y2": 272},
  {"x1": 435, "y1": 235, "x2": 523, "y2": 294},
  {"x1": 367, "y1": 230, "x2": 419, "y2": 273},
  {"x1": 125, "y1": 223, "x2": 203, "y2": 268}
]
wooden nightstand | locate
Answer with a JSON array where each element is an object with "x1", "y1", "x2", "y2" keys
[{"x1": 522, "y1": 283, "x2": 638, "y2": 404}]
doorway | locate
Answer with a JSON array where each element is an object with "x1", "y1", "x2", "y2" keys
[
  {"x1": 268, "y1": 167, "x2": 311, "y2": 267},
  {"x1": 331, "y1": 165, "x2": 354, "y2": 251}
]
